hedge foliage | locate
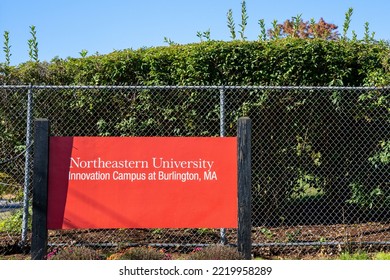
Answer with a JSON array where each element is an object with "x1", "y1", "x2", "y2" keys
[
  {"x1": 1, "y1": 39, "x2": 389, "y2": 225},
  {"x1": 1, "y1": 38, "x2": 389, "y2": 86}
]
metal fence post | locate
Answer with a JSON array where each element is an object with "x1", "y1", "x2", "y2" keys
[
  {"x1": 219, "y1": 86, "x2": 228, "y2": 245},
  {"x1": 219, "y1": 85, "x2": 226, "y2": 137},
  {"x1": 21, "y1": 84, "x2": 33, "y2": 246}
]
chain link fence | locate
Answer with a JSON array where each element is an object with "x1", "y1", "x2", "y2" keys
[{"x1": 1, "y1": 85, "x2": 389, "y2": 257}]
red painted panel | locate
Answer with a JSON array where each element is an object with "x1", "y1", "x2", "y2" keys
[{"x1": 47, "y1": 137, "x2": 237, "y2": 229}]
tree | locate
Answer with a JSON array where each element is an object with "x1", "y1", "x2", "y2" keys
[{"x1": 268, "y1": 16, "x2": 339, "y2": 40}]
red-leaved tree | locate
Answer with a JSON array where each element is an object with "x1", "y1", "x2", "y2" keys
[{"x1": 268, "y1": 16, "x2": 339, "y2": 40}]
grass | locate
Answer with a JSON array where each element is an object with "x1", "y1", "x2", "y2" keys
[
  {"x1": 339, "y1": 251, "x2": 369, "y2": 260},
  {"x1": 339, "y1": 251, "x2": 390, "y2": 260},
  {"x1": 374, "y1": 252, "x2": 390, "y2": 260},
  {"x1": 0, "y1": 208, "x2": 31, "y2": 233}
]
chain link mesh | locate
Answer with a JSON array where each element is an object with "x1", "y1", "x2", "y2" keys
[
  {"x1": 1, "y1": 85, "x2": 389, "y2": 257},
  {"x1": 0, "y1": 86, "x2": 31, "y2": 254}
]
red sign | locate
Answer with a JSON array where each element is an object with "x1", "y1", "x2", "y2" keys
[{"x1": 47, "y1": 137, "x2": 237, "y2": 229}]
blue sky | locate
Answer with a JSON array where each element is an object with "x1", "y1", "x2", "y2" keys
[{"x1": 1, "y1": 0, "x2": 389, "y2": 65}]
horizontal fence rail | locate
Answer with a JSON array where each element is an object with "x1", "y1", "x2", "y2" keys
[{"x1": 0, "y1": 85, "x2": 389, "y2": 257}]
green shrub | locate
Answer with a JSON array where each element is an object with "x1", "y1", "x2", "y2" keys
[
  {"x1": 339, "y1": 251, "x2": 369, "y2": 260},
  {"x1": 374, "y1": 252, "x2": 390, "y2": 260},
  {"x1": 3, "y1": 40, "x2": 389, "y2": 86},
  {"x1": 0, "y1": 208, "x2": 31, "y2": 233},
  {"x1": 339, "y1": 251, "x2": 390, "y2": 260},
  {"x1": 1, "y1": 39, "x2": 388, "y2": 227}
]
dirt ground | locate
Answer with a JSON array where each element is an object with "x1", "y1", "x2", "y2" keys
[{"x1": 1, "y1": 222, "x2": 389, "y2": 260}]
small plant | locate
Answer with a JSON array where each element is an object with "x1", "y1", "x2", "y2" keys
[
  {"x1": 258, "y1": 19, "x2": 267, "y2": 41},
  {"x1": 227, "y1": 9, "x2": 236, "y2": 40},
  {"x1": 196, "y1": 31, "x2": 203, "y2": 42},
  {"x1": 3, "y1": 31, "x2": 11, "y2": 66},
  {"x1": 163, "y1": 37, "x2": 177, "y2": 46},
  {"x1": 151, "y1": 228, "x2": 163, "y2": 235},
  {"x1": 238, "y1": 0, "x2": 248, "y2": 40},
  {"x1": 374, "y1": 252, "x2": 390, "y2": 260},
  {"x1": 187, "y1": 245, "x2": 244, "y2": 260},
  {"x1": 108, "y1": 247, "x2": 170, "y2": 260},
  {"x1": 260, "y1": 228, "x2": 274, "y2": 240},
  {"x1": 352, "y1": 30, "x2": 358, "y2": 41},
  {"x1": 339, "y1": 251, "x2": 369, "y2": 260},
  {"x1": 342, "y1": 7, "x2": 353, "y2": 40},
  {"x1": 309, "y1": 18, "x2": 317, "y2": 38},
  {"x1": 319, "y1": 237, "x2": 327, "y2": 243},
  {"x1": 196, "y1": 228, "x2": 214, "y2": 234},
  {"x1": 363, "y1": 22, "x2": 375, "y2": 42},
  {"x1": 227, "y1": 0, "x2": 247, "y2": 41},
  {"x1": 0, "y1": 208, "x2": 31, "y2": 233},
  {"x1": 47, "y1": 247, "x2": 102, "y2": 260},
  {"x1": 196, "y1": 29, "x2": 211, "y2": 42},
  {"x1": 285, "y1": 229, "x2": 301, "y2": 242},
  {"x1": 269, "y1": 19, "x2": 281, "y2": 39},
  {"x1": 203, "y1": 29, "x2": 211, "y2": 41},
  {"x1": 28, "y1": 25, "x2": 39, "y2": 62},
  {"x1": 291, "y1": 14, "x2": 303, "y2": 38},
  {"x1": 79, "y1": 49, "x2": 88, "y2": 58}
]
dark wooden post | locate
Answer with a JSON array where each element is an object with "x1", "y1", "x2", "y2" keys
[
  {"x1": 237, "y1": 117, "x2": 252, "y2": 260},
  {"x1": 31, "y1": 119, "x2": 50, "y2": 260}
]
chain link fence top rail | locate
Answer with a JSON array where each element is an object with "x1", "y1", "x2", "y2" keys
[{"x1": 0, "y1": 85, "x2": 389, "y2": 255}]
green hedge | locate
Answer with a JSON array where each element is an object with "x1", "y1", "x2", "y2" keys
[
  {"x1": 2, "y1": 38, "x2": 389, "y2": 86},
  {"x1": 1, "y1": 39, "x2": 389, "y2": 226}
]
